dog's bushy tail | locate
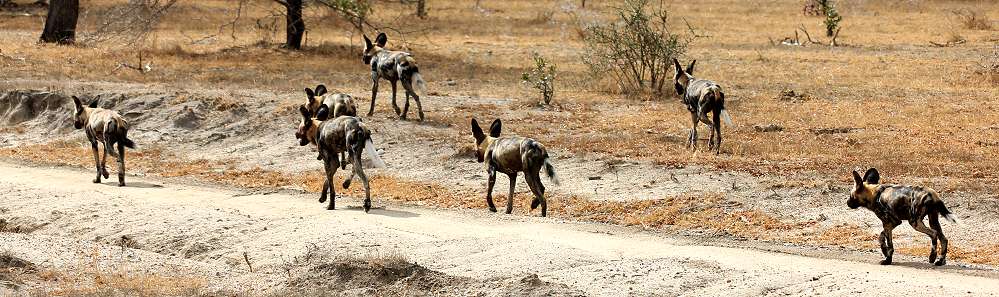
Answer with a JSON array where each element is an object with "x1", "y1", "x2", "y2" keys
[
  {"x1": 720, "y1": 109, "x2": 733, "y2": 126},
  {"x1": 714, "y1": 88, "x2": 733, "y2": 126},
  {"x1": 352, "y1": 124, "x2": 386, "y2": 169},
  {"x1": 543, "y1": 154, "x2": 559, "y2": 186},
  {"x1": 402, "y1": 55, "x2": 427, "y2": 96},
  {"x1": 938, "y1": 199, "x2": 958, "y2": 224}
]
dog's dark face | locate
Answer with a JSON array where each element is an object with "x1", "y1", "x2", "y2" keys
[
  {"x1": 848, "y1": 168, "x2": 881, "y2": 209},
  {"x1": 362, "y1": 33, "x2": 388, "y2": 65},
  {"x1": 470, "y1": 118, "x2": 501, "y2": 163},
  {"x1": 295, "y1": 105, "x2": 315, "y2": 146}
]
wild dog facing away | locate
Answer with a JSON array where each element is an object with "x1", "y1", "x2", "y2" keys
[
  {"x1": 305, "y1": 84, "x2": 359, "y2": 168},
  {"x1": 296, "y1": 105, "x2": 386, "y2": 211},
  {"x1": 471, "y1": 118, "x2": 559, "y2": 217},
  {"x1": 362, "y1": 32, "x2": 428, "y2": 121},
  {"x1": 849, "y1": 168, "x2": 958, "y2": 266},
  {"x1": 673, "y1": 58, "x2": 733, "y2": 154},
  {"x1": 71, "y1": 96, "x2": 136, "y2": 187}
]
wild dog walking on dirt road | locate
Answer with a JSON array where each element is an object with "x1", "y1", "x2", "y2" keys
[
  {"x1": 71, "y1": 96, "x2": 136, "y2": 187},
  {"x1": 471, "y1": 119, "x2": 559, "y2": 217},
  {"x1": 848, "y1": 168, "x2": 958, "y2": 266},
  {"x1": 362, "y1": 32, "x2": 428, "y2": 121},
  {"x1": 296, "y1": 105, "x2": 386, "y2": 211},
  {"x1": 673, "y1": 58, "x2": 733, "y2": 154}
]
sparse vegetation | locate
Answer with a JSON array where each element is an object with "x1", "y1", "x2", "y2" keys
[
  {"x1": 581, "y1": 0, "x2": 689, "y2": 94},
  {"x1": 522, "y1": 52, "x2": 558, "y2": 105},
  {"x1": 822, "y1": 0, "x2": 842, "y2": 37},
  {"x1": 953, "y1": 9, "x2": 993, "y2": 31},
  {"x1": 979, "y1": 44, "x2": 999, "y2": 85}
]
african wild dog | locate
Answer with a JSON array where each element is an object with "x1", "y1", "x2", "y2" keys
[
  {"x1": 305, "y1": 84, "x2": 359, "y2": 167},
  {"x1": 362, "y1": 32, "x2": 428, "y2": 121},
  {"x1": 304, "y1": 84, "x2": 358, "y2": 119},
  {"x1": 71, "y1": 96, "x2": 136, "y2": 187},
  {"x1": 296, "y1": 105, "x2": 386, "y2": 211},
  {"x1": 673, "y1": 58, "x2": 733, "y2": 154},
  {"x1": 471, "y1": 118, "x2": 559, "y2": 217},
  {"x1": 849, "y1": 168, "x2": 957, "y2": 266}
]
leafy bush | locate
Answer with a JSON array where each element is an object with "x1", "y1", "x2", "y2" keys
[
  {"x1": 822, "y1": 0, "x2": 842, "y2": 37},
  {"x1": 522, "y1": 53, "x2": 558, "y2": 105},
  {"x1": 580, "y1": 0, "x2": 689, "y2": 94}
]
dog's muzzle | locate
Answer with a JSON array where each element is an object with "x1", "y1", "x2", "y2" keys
[
  {"x1": 847, "y1": 199, "x2": 860, "y2": 209},
  {"x1": 74, "y1": 122, "x2": 83, "y2": 129},
  {"x1": 298, "y1": 138, "x2": 309, "y2": 146},
  {"x1": 363, "y1": 56, "x2": 372, "y2": 65}
]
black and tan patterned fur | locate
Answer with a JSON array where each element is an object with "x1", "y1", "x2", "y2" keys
[
  {"x1": 471, "y1": 118, "x2": 559, "y2": 217},
  {"x1": 72, "y1": 96, "x2": 136, "y2": 187},
  {"x1": 362, "y1": 33, "x2": 428, "y2": 121}
]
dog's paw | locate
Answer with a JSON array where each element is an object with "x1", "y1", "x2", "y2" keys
[
  {"x1": 319, "y1": 195, "x2": 327, "y2": 203},
  {"x1": 342, "y1": 179, "x2": 352, "y2": 189},
  {"x1": 934, "y1": 259, "x2": 946, "y2": 266},
  {"x1": 929, "y1": 253, "x2": 938, "y2": 263},
  {"x1": 118, "y1": 183, "x2": 125, "y2": 187},
  {"x1": 488, "y1": 207, "x2": 497, "y2": 213},
  {"x1": 102, "y1": 170, "x2": 110, "y2": 179},
  {"x1": 879, "y1": 259, "x2": 892, "y2": 265},
  {"x1": 93, "y1": 178, "x2": 101, "y2": 184}
]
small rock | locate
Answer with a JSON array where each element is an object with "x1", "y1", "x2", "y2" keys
[
  {"x1": 588, "y1": 176, "x2": 602, "y2": 180},
  {"x1": 445, "y1": 79, "x2": 457, "y2": 86}
]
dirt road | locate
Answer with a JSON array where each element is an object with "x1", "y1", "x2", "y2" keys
[{"x1": 1, "y1": 162, "x2": 997, "y2": 296}]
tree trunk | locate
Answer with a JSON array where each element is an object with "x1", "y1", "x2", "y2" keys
[
  {"x1": 416, "y1": 0, "x2": 426, "y2": 18},
  {"x1": 39, "y1": 0, "x2": 79, "y2": 44},
  {"x1": 285, "y1": 0, "x2": 304, "y2": 50},
  {"x1": 581, "y1": 0, "x2": 586, "y2": 8}
]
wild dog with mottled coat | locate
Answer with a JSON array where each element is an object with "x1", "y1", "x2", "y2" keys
[
  {"x1": 471, "y1": 119, "x2": 559, "y2": 217},
  {"x1": 71, "y1": 96, "x2": 136, "y2": 186},
  {"x1": 296, "y1": 105, "x2": 386, "y2": 211},
  {"x1": 362, "y1": 32, "x2": 428, "y2": 121},
  {"x1": 848, "y1": 168, "x2": 957, "y2": 266},
  {"x1": 305, "y1": 84, "x2": 359, "y2": 167},
  {"x1": 304, "y1": 84, "x2": 358, "y2": 119},
  {"x1": 673, "y1": 58, "x2": 733, "y2": 153}
]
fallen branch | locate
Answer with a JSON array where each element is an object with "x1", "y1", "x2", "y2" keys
[
  {"x1": 929, "y1": 39, "x2": 967, "y2": 47},
  {"x1": 111, "y1": 52, "x2": 151, "y2": 74}
]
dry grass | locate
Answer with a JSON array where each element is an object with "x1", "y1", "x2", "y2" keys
[{"x1": 22, "y1": 248, "x2": 206, "y2": 297}]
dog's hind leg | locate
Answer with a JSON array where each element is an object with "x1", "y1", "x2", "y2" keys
[
  {"x1": 712, "y1": 110, "x2": 722, "y2": 154},
  {"x1": 525, "y1": 171, "x2": 547, "y2": 217},
  {"x1": 911, "y1": 217, "x2": 939, "y2": 264},
  {"x1": 368, "y1": 75, "x2": 379, "y2": 116},
  {"x1": 351, "y1": 148, "x2": 371, "y2": 212},
  {"x1": 402, "y1": 79, "x2": 424, "y2": 122},
  {"x1": 89, "y1": 138, "x2": 101, "y2": 183},
  {"x1": 688, "y1": 112, "x2": 699, "y2": 150},
  {"x1": 929, "y1": 215, "x2": 948, "y2": 266},
  {"x1": 485, "y1": 166, "x2": 498, "y2": 212},
  {"x1": 505, "y1": 173, "x2": 517, "y2": 214},
  {"x1": 117, "y1": 141, "x2": 126, "y2": 186},
  {"x1": 321, "y1": 157, "x2": 340, "y2": 210},
  {"x1": 390, "y1": 79, "x2": 401, "y2": 116},
  {"x1": 101, "y1": 139, "x2": 111, "y2": 179}
]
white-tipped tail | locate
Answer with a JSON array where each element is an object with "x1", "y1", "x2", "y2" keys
[
  {"x1": 720, "y1": 109, "x2": 733, "y2": 126},
  {"x1": 412, "y1": 73, "x2": 427, "y2": 96},
  {"x1": 543, "y1": 157, "x2": 560, "y2": 186},
  {"x1": 364, "y1": 139, "x2": 387, "y2": 168},
  {"x1": 943, "y1": 213, "x2": 958, "y2": 224}
]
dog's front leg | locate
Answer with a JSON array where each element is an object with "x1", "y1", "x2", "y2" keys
[
  {"x1": 688, "y1": 112, "x2": 699, "y2": 150},
  {"x1": 321, "y1": 156, "x2": 340, "y2": 210},
  {"x1": 879, "y1": 222, "x2": 897, "y2": 265},
  {"x1": 368, "y1": 73, "x2": 379, "y2": 116},
  {"x1": 485, "y1": 166, "x2": 497, "y2": 212}
]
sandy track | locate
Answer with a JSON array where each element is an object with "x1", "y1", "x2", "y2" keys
[{"x1": 1, "y1": 162, "x2": 998, "y2": 296}]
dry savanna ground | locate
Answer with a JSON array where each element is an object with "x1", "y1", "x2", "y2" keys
[{"x1": 2, "y1": 0, "x2": 999, "y2": 295}]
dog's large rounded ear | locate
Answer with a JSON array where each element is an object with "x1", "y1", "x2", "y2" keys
[
  {"x1": 488, "y1": 119, "x2": 502, "y2": 137},
  {"x1": 686, "y1": 60, "x2": 696, "y2": 75},
  {"x1": 305, "y1": 88, "x2": 316, "y2": 102},
  {"x1": 471, "y1": 118, "x2": 484, "y2": 141},
  {"x1": 72, "y1": 96, "x2": 82, "y2": 108},
  {"x1": 315, "y1": 85, "x2": 328, "y2": 96},
  {"x1": 299, "y1": 105, "x2": 311, "y2": 119},
  {"x1": 88, "y1": 98, "x2": 99, "y2": 108},
  {"x1": 375, "y1": 32, "x2": 388, "y2": 47},
  {"x1": 673, "y1": 58, "x2": 683, "y2": 73},
  {"x1": 852, "y1": 170, "x2": 863, "y2": 186},
  {"x1": 363, "y1": 34, "x2": 372, "y2": 48},
  {"x1": 863, "y1": 168, "x2": 880, "y2": 184},
  {"x1": 316, "y1": 104, "x2": 330, "y2": 121}
]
